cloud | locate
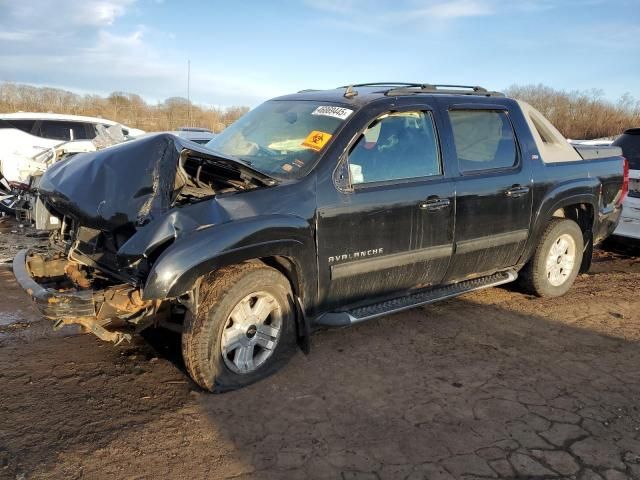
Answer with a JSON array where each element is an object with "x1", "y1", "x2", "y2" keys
[
  {"x1": 0, "y1": 0, "x2": 134, "y2": 28},
  {"x1": 421, "y1": 0, "x2": 494, "y2": 18},
  {"x1": 303, "y1": 0, "x2": 576, "y2": 33},
  {"x1": 304, "y1": 0, "x2": 494, "y2": 20},
  {"x1": 0, "y1": 0, "x2": 284, "y2": 106}
]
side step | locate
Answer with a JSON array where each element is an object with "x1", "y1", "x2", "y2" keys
[{"x1": 316, "y1": 270, "x2": 517, "y2": 327}]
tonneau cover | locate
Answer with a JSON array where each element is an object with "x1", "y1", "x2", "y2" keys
[{"x1": 574, "y1": 145, "x2": 623, "y2": 160}]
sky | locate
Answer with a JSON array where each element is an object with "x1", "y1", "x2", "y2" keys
[{"x1": 0, "y1": 0, "x2": 638, "y2": 107}]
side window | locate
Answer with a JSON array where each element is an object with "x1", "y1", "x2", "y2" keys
[
  {"x1": 5, "y1": 120, "x2": 36, "y2": 134},
  {"x1": 37, "y1": 121, "x2": 92, "y2": 141},
  {"x1": 348, "y1": 111, "x2": 441, "y2": 185},
  {"x1": 85, "y1": 123, "x2": 98, "y2": 140},
  {"x1": 449, "y1": 110, "x2": 517, "y2": 173}
]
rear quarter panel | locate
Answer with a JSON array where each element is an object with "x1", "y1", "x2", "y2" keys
[{"x1": 523, "y1": 156, "x2": 624, "y2": 263}]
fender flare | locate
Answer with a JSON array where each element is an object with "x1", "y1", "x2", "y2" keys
[
  {"x1": 521, "y1": 181, "x2": 599, "y2": 266},
  {"x1": 141, "y1": 214, "x2": 317, "y2": 303}
]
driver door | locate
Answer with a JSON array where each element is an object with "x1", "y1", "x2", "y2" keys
[{"x1": 316, "y1": 106, "x2": 455, "y2": 310}]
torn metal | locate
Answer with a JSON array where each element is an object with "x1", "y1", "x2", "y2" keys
[{"x1": 13, "y1": 134, "x2": 278, "y2": 342}]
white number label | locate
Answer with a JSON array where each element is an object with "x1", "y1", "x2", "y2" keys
[{"x1": 312, "y1": 106, "x2": 353, "y2": 121}]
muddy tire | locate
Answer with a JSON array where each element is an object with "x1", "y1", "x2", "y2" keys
[
  {"x1": 181, "y1": 263, "x2": 297, "y2": 392},
  {"x1": 518, "y1": 218, "x2": 584, "y2": 298}
]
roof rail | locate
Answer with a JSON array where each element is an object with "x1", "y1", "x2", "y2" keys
[
  {"x1": 386, "y1": 84, "x2": 504, "y2": 97},
  {"x1": 338, "y1": 82, "x2": 425, "y2": 88}
]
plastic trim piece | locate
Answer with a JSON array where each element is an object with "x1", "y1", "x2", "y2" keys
[
  {"x1": 330, "y1": 245, "x2": 453, "y2": 280},
  {"x1": 455, "y1": 230, "x2": 529, "y2": 254}
]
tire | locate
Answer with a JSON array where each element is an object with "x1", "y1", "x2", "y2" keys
[
  {"x1": 518, "y1": 218, "x2": 584, "y2": 298},
  {"x1": 182, "y1": 262, "x2": 297, "y2": 392}
]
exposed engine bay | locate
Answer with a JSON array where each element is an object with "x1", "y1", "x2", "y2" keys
[{"x1": 14, "y1": 134, "x2": 277, "y2": 343}]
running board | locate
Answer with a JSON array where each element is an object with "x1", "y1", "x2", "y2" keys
[{"x1": 316, "y1": 270, "x2": 518, "y2": 327}]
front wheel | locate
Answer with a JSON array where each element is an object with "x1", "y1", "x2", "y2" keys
[
  {"x1": 181, "y1": 263, "x2": 297, "y2": 392},
  {"x1": 518, "y1": 218, "x2": 584, "y2": 297}
]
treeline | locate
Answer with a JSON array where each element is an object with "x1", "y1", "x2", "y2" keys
[
  {"x1": 1, "y1": 82, "x2": 638, "y2": 139},
  {"x1": 505, "y1": 84, "x2": 640, "y2": 140},
  {"x1": 0, "y1": 82, "x2": 249, "y2": 132}
]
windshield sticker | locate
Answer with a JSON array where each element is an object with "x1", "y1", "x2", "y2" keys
[
  {"x1": 312, "y1": 106, "x2": 353, "y2": 121},
  {"x1": 302, "y1": 131, "x2": 332, "y2": 151}
]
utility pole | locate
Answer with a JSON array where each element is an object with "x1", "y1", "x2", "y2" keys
[{"x1": 187, "y1": 59, "x2": 191, "y2": 127}]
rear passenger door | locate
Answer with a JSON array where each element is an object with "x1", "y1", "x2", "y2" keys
[{"x1": 440, "y1": 103, "x2": 533, "y2": 282}]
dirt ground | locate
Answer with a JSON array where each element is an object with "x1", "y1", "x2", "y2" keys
[{"x1": 1, "y1": 230, "x2": 640, "y2": 479}]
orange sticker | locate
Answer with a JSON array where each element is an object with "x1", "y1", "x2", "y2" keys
[{"x1": 302, "y1": 130, "x2": 332, "y2": 151}]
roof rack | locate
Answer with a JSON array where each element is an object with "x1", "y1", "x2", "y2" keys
[{"x1": 385, "y1": 84, "x2": 504, "y2": 97}]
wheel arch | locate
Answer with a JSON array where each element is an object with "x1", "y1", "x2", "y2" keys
[
  {"x1": 522, "y1": 190, "x2": 598, "y2": 273},
  {"x1": 550, "y1": 200, "x2": 595, "y2": 272},
  {"x1": 141, "y1": 214, "x2": 317, "y2": 305}
]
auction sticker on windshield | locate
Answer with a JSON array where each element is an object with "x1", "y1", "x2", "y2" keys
[
  {"x1": 302, "y1": 131, "x2": 332, "y2": 151},
  {"x1": 312, "y1": 106, "x2": 353, "y2": 121}
]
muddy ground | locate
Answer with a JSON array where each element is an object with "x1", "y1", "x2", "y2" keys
[{"x1": 1, "y1": 225, "x2": 640, "y2": 479}]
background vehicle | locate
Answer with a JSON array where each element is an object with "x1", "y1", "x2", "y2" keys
[
  {"x1": 13, "y1": 83, "x2": 626, "y2": 392},
  {"x1": 0, "y1": 114, "x2": 144, "y2": 217},
  {"x1": 0, "y1": 112, "x2": 144, "y2": 142},
  {"x1": 611, "y1": 128, "x2": 640, "y2": 240},
  {"x1": 172, "y1": 127, "x2": 216, "y2": 145}
]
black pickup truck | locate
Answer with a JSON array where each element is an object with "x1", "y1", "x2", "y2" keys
[{"x1": 13, "y1": 83, "x2": 628, "y2": 392}]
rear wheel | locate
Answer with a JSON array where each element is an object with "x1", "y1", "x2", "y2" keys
[
  {"x1": 181, "y1": 263, "x2": 297, "y2": 392},
  {"x1": 519, "y1": 218, "x2": 584, "y2": 297}
]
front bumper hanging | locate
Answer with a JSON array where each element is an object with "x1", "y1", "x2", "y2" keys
[{"x1": 12, "y1": 249, "x2": 149, "y2": 345}]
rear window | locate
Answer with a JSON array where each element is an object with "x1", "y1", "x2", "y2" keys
[
  {"x1": 613, "y1": 132, "x2": 640, "y2": 170},
  {"x1": 449, "y1": 110, "x2": 518, "y2": 173}
]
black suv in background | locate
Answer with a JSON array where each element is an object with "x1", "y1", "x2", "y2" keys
[{"x1": 612, "y1": 128, "x2": 640, "y2": 240}]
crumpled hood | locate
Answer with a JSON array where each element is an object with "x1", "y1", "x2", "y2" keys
[{"x1": 38, "y1": 133, "x2": 271, "y2": 231}]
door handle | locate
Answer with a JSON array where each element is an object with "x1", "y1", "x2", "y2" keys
[
  {"x1": 505, "y1": 185, "x2": 530, "y2": 198},
  {"x1": 419, "y1": 197, "x2": 451, "y2": 211}
]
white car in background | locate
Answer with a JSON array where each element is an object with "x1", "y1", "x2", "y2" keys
[
  {"x1": 0, "y1": 112, "x2": 145, "y2": 143},
  {"x1": 611, "y1": 129, "x2": 640, "y2": 241},
  {"x1": 0, "y1": 113, "x2": 144, "y2": 215}
]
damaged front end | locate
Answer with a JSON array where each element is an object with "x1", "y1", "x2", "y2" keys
[
  {"x1": 13, "y1": 249, "x2": 155, "y2": 344},
  {"x1": 14, "y1": 133, "x2": 275, "y2": 343}
]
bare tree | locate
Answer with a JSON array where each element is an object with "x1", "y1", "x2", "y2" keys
[
  {"x1": 0, "y1": 82, "x2": 250, "y2": 132},
  {"x1": 505, "y1": 84, "x2": 640, "y2": 139}
]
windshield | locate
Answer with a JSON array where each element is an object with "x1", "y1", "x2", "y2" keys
[{"x1": 205, "y1": 100, "x2": 353, "y2": 179}]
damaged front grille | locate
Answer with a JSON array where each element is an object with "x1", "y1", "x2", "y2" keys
[{"x1": 52, "y1": 218, "x2": 148, "y2": 286}]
